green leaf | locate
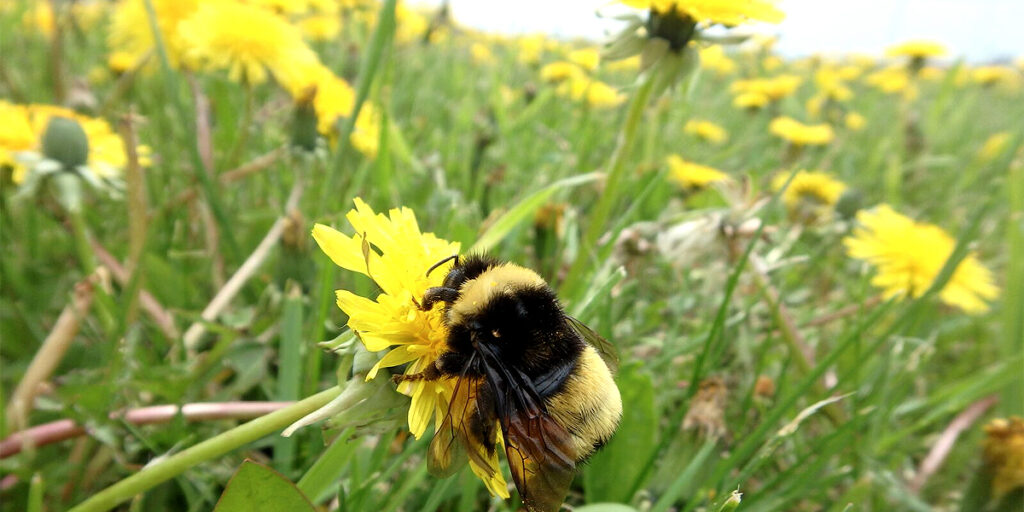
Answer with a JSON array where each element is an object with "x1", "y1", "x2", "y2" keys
[
  {"x1": 574, "y1": 505, "x2": 640, "y2": 512},
  {"x1": 584, "y1": 362, "x2": 658, "y2": 503},
  {"x1": 470, "y1": 172, "x2": 601, "y2": 254},
  {"x1": 214, "y1": 460, "x2": 316, "y2": 512}
]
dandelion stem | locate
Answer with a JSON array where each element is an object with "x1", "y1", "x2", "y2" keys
[
  {"x1": 561, "y1": 72, "x2": 656, "y2": 296},
  {"x1": 67, "y1": 386, "x2": 342, "y2": 512}
]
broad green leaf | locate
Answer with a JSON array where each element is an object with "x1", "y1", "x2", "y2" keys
[
  {"x1": 470, "y1": 172, "x2": 601, "y2": 254},
  {"x1": 584, "y1": 362, "x2": 658, "y2": 503},
  {"x1": 214, "y1": 460, "x2": 315, "y2": 512}
]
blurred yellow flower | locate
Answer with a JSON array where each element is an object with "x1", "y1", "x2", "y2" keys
[
  {"x1": 977, "y1": 132, "x2": 1011, "y2": 162},
  {"x1": 885, "y1": 39, "x2": 947, "y2": 59},
  {"x1": 516, "y1": 34, "x2": 546, "y2": 65},
  {"x1": 844, "y1": 112, "x2": 866, "y2": 131},
  {"x1": 470, "y1": 42, "x2": 494, "y2": 64},
  {"x1": 972, "y1": 66, "x2": 1019, "y2": 88},
  {"x1": 606, "y1": 55, "x2": 642, "y2": 72},
  {"x1": 814, "y1": 67, "x2": 853, "y2": 101},
  {"x1": 865, "y1": 66, "x2": 916, "y2": 97},
  {"x1": 311, "y1": 199, "x2": 509, "y2": 498},
  {"x1": 667, "y1": 155, "x2": 730, "y2": 190},
  {"x1": 769, "y1": 116, "x2": 834, "y2": 146},
  {"x1": 394, "y1": 3, "x2": 429, "y2": 44},
  {"x1": 283, "y1": 62, "x2": 357, "y2": 136},
  {"x1": 699, "y1": 45, "x2": 737, "y2": 75},
  {"x1": 557, "y1": 77, "x2": 626, "y2": 108},
  {"x1": 540, "y1": 61, "x2": 584, "y2": 83},
  {"x1": 733, "y1": 91, "x2": 768, "y2": 109},
  {"x1": 731, "y1": 74, "x2": 802, "y2": 102},
  {"x1": 107, "y1": 51, "x2": 136, "y2": 74},
  {"x1": 620, "y1": 0, "x2": 784, "y2": 25},
  {"x1": 178, "y1": 0, "x2": 317, "y2": 85},
  {"x1": 568, "y1": 48, "x2": 601, "y2": 71},
  {"x1": 772, "y1": 170, "x2": 846, "y2": 213},
  {"x1": 350, "y1": 102, "x2": 382, "y2": 158},
  {"x1": 844, "y1": 205, "x2": 999, "y2": 313},
  {"x1": 982, "y1": 417, "x2": 1024, "y2": 498},
  {"x1": 109, "y1": 0, "x2": 199, "y2": 70},
  {"x1": 299, "y1": 14, "x2": 341, "y2": 41},
  {"x1": 684, "y1": 119, "x2": 728, "y2": 144}
]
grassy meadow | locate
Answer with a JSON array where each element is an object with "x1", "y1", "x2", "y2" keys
[{"x1": 1, "y1": 1, "x2": 1022, "y2": 511}]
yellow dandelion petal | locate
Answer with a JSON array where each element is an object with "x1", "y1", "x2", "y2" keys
[{"x1": 843, "y1": 205, "x2": 999, "y2": 313}]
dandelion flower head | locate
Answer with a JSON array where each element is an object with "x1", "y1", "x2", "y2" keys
[
  {"x1": 312, "y1": 199, "x2": 510, "y2": 497},
  {"x1": 769, "y1": 116, "x2": 834, "y2": 146},
  {"x1": 843, "y1": 205, "x2": 999, "y2": 314},
  {"x1": 620, "y1": 0, "x2": 784, "y2": 26},
  {"x1": 684, "y1": 119, "x2": 728, "y2": 144},
  {"x1": 177, "y1": 0, "x2": 317, "y2": 85},
  {"x1": 667, "y1": 155, "x2": 731, "y2": 190},
  {"x1": 771, "y1": 170, "x2": 846, "y2": 214}
]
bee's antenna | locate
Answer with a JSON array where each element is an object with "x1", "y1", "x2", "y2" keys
[{"x1": 426, "y1": 254, "x2": 459, "y2": 277}]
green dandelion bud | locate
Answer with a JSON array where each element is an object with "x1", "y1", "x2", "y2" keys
[
  {"x1": 42, "y1": 116, "x2": 89, "y2": 170},
  {"x1": 291, "y1": 96, "x2": 320, "y2": 152},
  {"x1": 835, "y1": 189, "x2": 863, "y2": 220}
]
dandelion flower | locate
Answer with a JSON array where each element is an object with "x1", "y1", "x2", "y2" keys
[
  {"x1": 885, "y1": 40, "x2": 947, "y2": 59},
  {"x1": 568, "y1": 48, "x2": 600, "y2": 71},
  {"x1": 731, "y1": 74, "x2": 802, "y2": 102},
  {"x1": 177, "y1": 1, "x2": 317, "y2": 85},
  {"x1": 311, "y1": 199, "x2": 510, "y2": 497},
  {"x1": 843, "y1": 205, "x2": 999, "y2": 314},
  {"x1": 540, "y1": 61, "x2": 584, "y2": 83},
  {"x1": 977, "y1": 132, "x2": 1011, "y2": 162},
  {"x1": 769, "y1": 116, "x2": 834, "y2": 146},
  {"x1": 350, "y1": 102, "x2": 382, "y2": 159},
  {"x1": 620, "y1": 0, "x2": 784, "y2": 26},
  {"x1": 667, "y1": 155, "x2": 730, "y2": 190},
  {"x1": 557, "y1": 76, "x2": 626, "y2": 109},
  {"x1": 684, "y1": 119, "x2": 728, "y2": 144},
  {"x1": 844, "y1": 112, "x2": 866, "y2": 131},
  {"x1": 109, "y1": 0, "x2": 200, "y2": 70},
  {"x1": 733, "y1": 91, "x2": 768, "y2": 110},
  {"x1": 470, "y1": 42, "x2": 493, "y2": 64},
  {"x1": 299, "y1": 14, "x2": 341, "y2": 41},
  {"x1": 983, "y1": 417, "x2": 1024, "y2": 498},
  {"x1": 699, "y1": 45, "x2": 737, "y2": 75},
  {"x1": 771, "y1": 170, "x2": 846, "y2": 219}
]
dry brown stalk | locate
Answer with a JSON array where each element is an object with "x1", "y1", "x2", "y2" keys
[{"x1": 6, "y1": 275, "x2": 97, "y2": 430}]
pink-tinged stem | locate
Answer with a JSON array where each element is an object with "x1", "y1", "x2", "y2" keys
[{"x1": 1, "y1": 401, "x2": 292, "y2": 459}]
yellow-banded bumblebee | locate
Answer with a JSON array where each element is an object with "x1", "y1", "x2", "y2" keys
[{"x1": 395, "y1": 254, "x2": 622, "y2": 512}]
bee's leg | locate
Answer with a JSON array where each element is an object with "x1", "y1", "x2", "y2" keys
[
  {"x1": 392, "y1": 362, "x2": 442, "y2": 384},
  {"x1": 419, "y1": 286, "x2": 460, "y2": 311}
]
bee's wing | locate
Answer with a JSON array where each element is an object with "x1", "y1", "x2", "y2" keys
[
  {"x1": 502, "y1": 410, "x2": 577, "y2": 512},
  {"x1": 565, "y1": 315, "x2": 619, "y2": 373},
  {"x1": 477, "y1": 343, "x2": 577, "y2": 512},
  {"x1": 428, "y1": 371, "x2": 500, "y2": 480}
]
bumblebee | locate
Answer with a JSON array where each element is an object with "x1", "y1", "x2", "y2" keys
[{"x1": 396, "y1": 254, "x2": 622, "y2": 512}]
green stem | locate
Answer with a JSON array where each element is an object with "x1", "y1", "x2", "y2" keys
[
  {"x1": 561, "y1": 73, "x2": 656, "y2": 296},
  {"x1": 1003, "y1": 156, "x2": 1024, "y2": 415},
  {"x1": 227, "y1": 83, "x2": 255, "y2": 169},
  {"x1": 68, "y1": 386, "x2": 342, "y2": 512},
  {"x1": 68, "y1": 209, "x2": 96, "y2": 273}
]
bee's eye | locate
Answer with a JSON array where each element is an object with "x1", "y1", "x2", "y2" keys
[{"x1": 491, "y1": 329, "x2": 501, "y2": 339}]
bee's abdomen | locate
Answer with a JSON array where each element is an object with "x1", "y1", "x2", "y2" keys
[{"x1": 545, "y1": 346, "x2": 623, "y2": 461}]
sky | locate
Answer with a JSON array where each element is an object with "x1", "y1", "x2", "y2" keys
[{"x1": 420, "y1": 0, "x2": 1024, "y2": 62}]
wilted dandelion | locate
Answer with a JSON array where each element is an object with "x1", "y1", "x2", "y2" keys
[
  {"x1": 683, "y1": 376, "x2": 728, "y2": 439},
  {"x1": 843, "y1": 205, "x2": 999, "y2": 314}
]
